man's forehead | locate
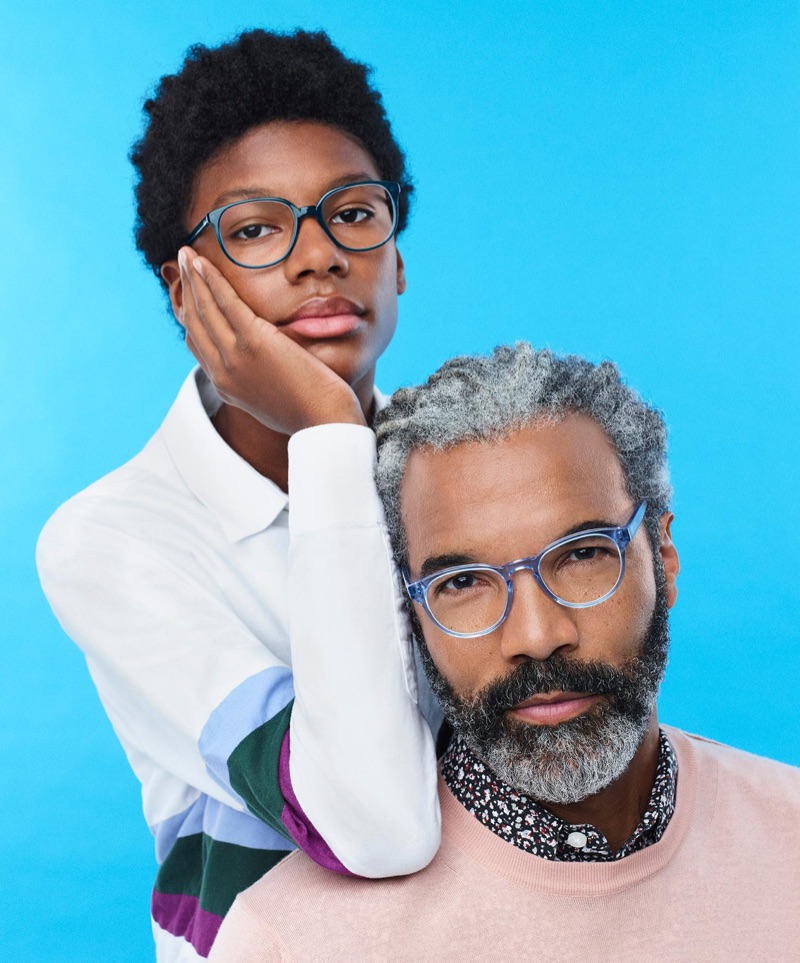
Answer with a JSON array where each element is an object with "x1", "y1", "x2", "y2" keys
[{"x1": 400, "y1": 414, "x2": 631, "y2": 564}]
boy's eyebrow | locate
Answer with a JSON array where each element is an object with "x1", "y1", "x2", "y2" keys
[
  {"x1": 210, "y1": 172, "x2": 379, "y2": 209},
  {"x1": 326, "y1": 171, "x2": 381, "y2": 190}
]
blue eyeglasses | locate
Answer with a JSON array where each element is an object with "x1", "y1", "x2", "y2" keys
[
  {"x1": 184, "y1": 180, "x2": 401, "y2": 269},
  {"x1": 404, "y1": 501, "x2": 647, "y2": 639}
]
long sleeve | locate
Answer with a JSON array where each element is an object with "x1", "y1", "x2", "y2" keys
[
  {"x1": 36, "y1": 419, "x2": 439, "y2": 884},
  {"x1": 284, "y1": 424, "x2": 440, "y2": 876}
]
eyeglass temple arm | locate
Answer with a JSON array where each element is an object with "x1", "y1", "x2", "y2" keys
[
  {"x1": 618, "y1": 500, "x2": 648, "y2": 550},
  {"x1": 185, "y1": 216, "x2": 210, "y2": 247},
  {"x1": 401, "y1": 566, "x2": 425, "y2": 602}
]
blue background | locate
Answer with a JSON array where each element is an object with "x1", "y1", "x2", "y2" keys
[{"x1": 3, "y1": 2, "x2": 798, "y2": 960}]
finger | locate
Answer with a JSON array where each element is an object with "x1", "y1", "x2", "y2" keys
[
  {"x1": 178, "y1": 249, "x2": 226, "y2": 363},
  {"x1": 184, "y1": 330, "x2": 212, "y2": 373},
  {"x1": 190, "y1": 254, "x2": 272, "y2": 346}
]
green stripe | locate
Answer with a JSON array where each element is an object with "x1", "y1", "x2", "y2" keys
[
  {"x1": 227, "y1": 699, "x2": 294, "y2": 838},
  {"x1": 155, "y1": 833, "x2": 290, "y2": 918}
]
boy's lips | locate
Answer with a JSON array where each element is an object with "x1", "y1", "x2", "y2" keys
[
  {"x1": 280, "y1": 297, "x2": 366, "y2": 339},
  {"x1": 508, "y1": 691, "x2": 601, "y2": 726}
]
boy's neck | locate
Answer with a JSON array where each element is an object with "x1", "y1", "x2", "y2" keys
[{"x1": 211, "y1": 374, "x2": 377, "y2": 493}]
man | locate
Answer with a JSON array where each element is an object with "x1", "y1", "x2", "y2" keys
[
  {"x1": 210, "y1": 344, "x2": 800, "y2": 962},
  {"x1": 36, "y1": 30, "x2": 440, "y2": 962}
]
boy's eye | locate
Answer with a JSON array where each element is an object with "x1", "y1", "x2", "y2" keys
[
  {"x1": 330, "y1": 207, "x2": 372, "y2": 225},
  {"x1": 232, "y1": 222, "x2": 280, "y2": 240}
]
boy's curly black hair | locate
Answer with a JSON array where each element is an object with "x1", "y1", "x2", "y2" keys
[{"x1": 130, "y1": 29, "x2": 413, "y2": 287}]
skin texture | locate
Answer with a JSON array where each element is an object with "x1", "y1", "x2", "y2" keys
[
  {"x1": 160, "y1": 121, "x2": 406, "y2": 490},
  {"x1": 401, "y1": 414, "x2": 680, "y2": 851}
]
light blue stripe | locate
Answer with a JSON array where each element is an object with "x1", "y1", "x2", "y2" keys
[
  {"x1": 153, "y1": 795, "x2": 296, "y2": 863},
  {"x1": 198, "y1": 666, "x2": 295, "y2": 799},
  {"x1": 152, "y1": 799, "x2": 202, "y2": 864},
  {"x1": 196, "y1": 797, "x2": 295, "y2": 852}
]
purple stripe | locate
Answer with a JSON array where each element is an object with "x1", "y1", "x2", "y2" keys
[
  {"x1": 152, "y1": 890, "x2": 222, "y2": 958},
  {"x1": 278, "y1": 729, "x2": 355, "y2": 876}
]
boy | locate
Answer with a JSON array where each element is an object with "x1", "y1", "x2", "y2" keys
[{"x1": 37, "y1": 29, "x2": 439, "y2": 961}]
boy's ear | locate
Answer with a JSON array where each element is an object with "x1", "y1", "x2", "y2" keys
[
  {"x1": 396, "y1": 249, "x2": 406, "y2": 295},
  {"x1": 161, "y1": 260, "x2": 185, "y2": 323}
]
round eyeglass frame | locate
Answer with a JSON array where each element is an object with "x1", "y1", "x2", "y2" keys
[
  {"x1": 183, "y1": 179, "x2": 402, "y2": 269},
  {"x1": 403, "y1": 501, "x2": 648, "y2": 639}
]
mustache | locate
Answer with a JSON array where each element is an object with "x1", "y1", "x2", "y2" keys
[{"x1": 470, "y1": 652, "x2": 652, "y2": 724}]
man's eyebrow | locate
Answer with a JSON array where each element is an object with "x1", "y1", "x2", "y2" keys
[
  {"x1": 415, "y1": 519, "x2": 623, "y2": 578},
  {"x1": 210, "y1": 173, "x2": 379, "y2": 210},
  {"x1": 559, "y1": 518, "x2": 619, "y2": 539},
  {"x1": 417, "y1": 553, "x2": 479, "y2": 579}
]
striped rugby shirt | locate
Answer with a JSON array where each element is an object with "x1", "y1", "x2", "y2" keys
[{"x1": 37, "y1": 367, "x2": 440, "y2": 961}]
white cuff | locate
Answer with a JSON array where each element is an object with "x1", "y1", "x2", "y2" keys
[{"x1": 288, "y1": 424, "x2": 383, "y2": 534}]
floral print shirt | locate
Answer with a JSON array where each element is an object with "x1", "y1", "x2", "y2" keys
[{"x1": 441, "y1": 728, "x2": 677, "y2": 861}]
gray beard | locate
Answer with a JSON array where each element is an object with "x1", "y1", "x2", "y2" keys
[{"x1": 416, "y1": 567, "x2": 670, "y2": 805}]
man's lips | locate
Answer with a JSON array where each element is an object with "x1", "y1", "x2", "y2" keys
[
  {"x1": 279, "y1": 297, "x2": 366, "y2": 339},
  {"x1": 508, "y1": 691, "x2": 601, "y2": 726}
]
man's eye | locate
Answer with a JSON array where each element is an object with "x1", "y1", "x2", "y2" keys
[
  {"x1": 447, "y1": 573, "x2": 478, "y2": 590},
  {"x1": 330, "y1": 206, "x2": 372, "y2": 225},
  {"x1": 552, "y1": 542, "x2": 614, "y2": 570},
  {"x1": 433, "y1": 572, "x2": 487, "y2": 596}
]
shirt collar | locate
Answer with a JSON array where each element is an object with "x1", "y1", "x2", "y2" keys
[
  {"x1": 160, "y1": 367, "x2": 288, "y2": 543},
  {"x1": 159, "y1": 368, "x2": 389, "y2": 543}
]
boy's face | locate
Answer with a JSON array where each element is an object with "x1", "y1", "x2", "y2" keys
[{"x1": 163, "y1": 121, "x2": 406, "y2": 397}]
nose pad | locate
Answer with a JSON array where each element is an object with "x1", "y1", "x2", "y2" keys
[{"x1": 498, "y1": 569, "x2": 579, "y2": 662}]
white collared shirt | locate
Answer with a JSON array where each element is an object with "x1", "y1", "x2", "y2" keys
[{"x1": 37, "y1": 367, "x2": 440, "y2": 961}]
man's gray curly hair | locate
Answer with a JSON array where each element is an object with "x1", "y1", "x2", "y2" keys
[{"x1": 374, "y1": 343, "x2": 672, "y2": 564}]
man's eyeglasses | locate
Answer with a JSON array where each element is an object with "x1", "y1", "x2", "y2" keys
[
  {"x1": 184, "y1": 180, "x2": 401, "y2": 269},
  {"x1": 403, "y1": 501, "x2": 647, "y2": 639}
]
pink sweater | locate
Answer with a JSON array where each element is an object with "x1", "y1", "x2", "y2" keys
[{"x1": 210, "y1": 727, "x2": 800, "y2": 962}]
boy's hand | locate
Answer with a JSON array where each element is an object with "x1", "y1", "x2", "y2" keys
[{"x1": 177, "y1": 248, "x2": 367, "y2": 434}]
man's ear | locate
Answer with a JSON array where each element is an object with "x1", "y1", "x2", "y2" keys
[
  {"x1": 395, "y1": 248, "x2": 406, "y2": 295},
  {"x1": 160, "y1": 260, "x2": 185, "y2": 325},
  {"x1": 658, "y1": 512, "x2": 680, "y2": 608}
]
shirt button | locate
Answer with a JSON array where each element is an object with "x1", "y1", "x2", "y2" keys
[{"x1": 566, "y1": 831, "x2": 588, "y2": 849}]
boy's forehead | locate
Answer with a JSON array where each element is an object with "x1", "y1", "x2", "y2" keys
[{"x1": 189, "y1": 120, "x2": 381, "y2": 211}]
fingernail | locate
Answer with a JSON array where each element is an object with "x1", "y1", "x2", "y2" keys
[
  {"x1": 178, "y1": 249, "x2": 187, "y2": 271},
  {"x1": 193, "y1": 258, "x2": 206, "y2": 279}
]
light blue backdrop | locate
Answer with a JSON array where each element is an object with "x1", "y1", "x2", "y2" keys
[{"x1": 3, "y1": 2, "x2": 798, "y2": 960}]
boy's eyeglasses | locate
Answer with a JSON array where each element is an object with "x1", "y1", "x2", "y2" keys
[{"x1": 184, "y1": 180, "x2": 401, "y2": 269}]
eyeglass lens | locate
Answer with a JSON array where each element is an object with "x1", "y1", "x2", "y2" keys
[
  {"x1": 217, "y1": 183, "x2": 396, "y2": 267},
  {"x1": 425, "y1": 535, "x2": 624, "y2": 634}
]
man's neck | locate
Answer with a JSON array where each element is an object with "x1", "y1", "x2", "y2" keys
[
  {"x1": 211, "y1": 374, "x2": 377, "y2": 493},
  {"x1": 538, "y1": 713, "x2": 662, "y2": 853}
]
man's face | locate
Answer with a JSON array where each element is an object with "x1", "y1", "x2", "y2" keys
[
  {"x1": 163, "y1": 121, "x2": 405, "y2": 397},
  {"x1": 401, "y1": 414, "x2": 679, "y2": 803}
]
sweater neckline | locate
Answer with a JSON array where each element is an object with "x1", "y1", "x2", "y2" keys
[{"x1": 437, "y1": 726, "x2": 715, "y2": 895}]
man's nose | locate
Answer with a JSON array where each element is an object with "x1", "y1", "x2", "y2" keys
[
  {"x1": 283, "y1": 212, "x2": 349, "y2": 279},
  {"x1": 497, "y1": 570, "x2": 579, "y2": 663}
]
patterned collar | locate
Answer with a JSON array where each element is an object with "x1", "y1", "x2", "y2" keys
[{"x1": 441, "y1": 728, "x2": 677, "y2": 861}]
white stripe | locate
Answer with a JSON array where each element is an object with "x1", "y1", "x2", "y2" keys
[{"x1": 153, "y1": 921, "x2": 207, "y2": 963}]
